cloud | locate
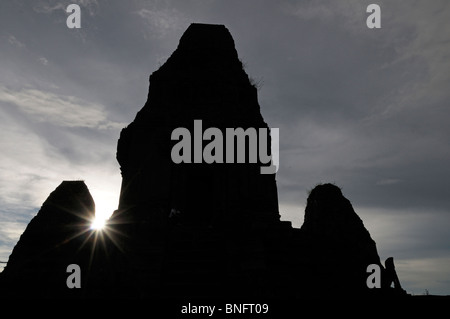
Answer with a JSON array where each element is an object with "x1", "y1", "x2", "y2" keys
[
  {"x1": 0, "y1": 86, "x2": 124, "y2": 130},
  {"x1": 33, "y1": 0, "x2": 99, "y2": 16},
  {"x1": 0, "y1": 83, "x2": 124, "y2": 239},
  {"x1": 389, "y1": 1, "x2": 450, "y2": 109},
  {"x1": 0, "y1": 105, "x2": 122, "y2": 237},
  {"x1": 38, "y1": 57, "x2": 49, "y2": 66},
  {"x1": 257, "y1": 0, "x2": 450, "y2": 216},
  {"x1": 376, "y1": 179, "x2": 401, "y2": 186},
  {"x1": 398, "y1": 257, "x2": 450, "y2": 295},
  {"x1": 0, "y1": 220, "x2": 28, "y2": 271},
  {"x1": 32, "y1": 2, "x2": 66, "y2": 14},
  {"x1": 77, "y1": 0, "x2": 100, "y2": 16},
  {"x1": 7, "y1": 35, "x2": 26, "y2": 48},
  {"x1": 282, "y1": 0, "x2": 368, "y2": 34},
  {"x1": 0, "y1": 221, "x2": 26, "y2": 243},
  {"x1": 135, "y1": 7, "x2": 188, "y2": 38}
]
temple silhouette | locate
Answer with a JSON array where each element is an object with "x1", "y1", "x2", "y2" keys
[{"x1": 0, "y1": 24, "x2": 407, "y2": 299}]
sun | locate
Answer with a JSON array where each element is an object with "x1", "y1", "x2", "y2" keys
[
  {"x1": 88, "y1": 192, "x2": 116, "y2": 230},
  {"x1": 90, "y1": 216, "x2": 106, "y2": 230}
]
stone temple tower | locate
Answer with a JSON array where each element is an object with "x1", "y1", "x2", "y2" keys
[{"x1": 115, "y1": 23, "x2": 280, "y2": 230}]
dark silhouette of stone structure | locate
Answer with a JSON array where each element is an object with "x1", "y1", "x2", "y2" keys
[
  {"x1": 383, "y1": 257, "x2": 406, "y2": 293},
  {"x1": 0, "y1": 24, "x2": 408, "y2": 299},
  {"x1": 115, "y1": 23, "x2": 279, "y2": 229},
  {"x1": 295, "y1": 183, "x2": 383, "y2": 296},
  {"x1": 0, "y1": 181, "x2": 97, "y2": 297}
]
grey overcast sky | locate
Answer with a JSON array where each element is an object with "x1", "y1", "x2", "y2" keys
[{"x1": 1, "y1": 0, "x2": 450, "y2": 295}]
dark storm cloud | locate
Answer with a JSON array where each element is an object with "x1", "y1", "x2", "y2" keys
[{"x1": 246, "y1": 0, "x2": 450, "y2": 215}]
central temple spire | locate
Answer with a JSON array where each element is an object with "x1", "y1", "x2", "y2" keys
[{"x1": 115, "y1": 23, "x2": 280, "y2": 228}]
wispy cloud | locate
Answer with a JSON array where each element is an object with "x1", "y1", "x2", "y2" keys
[
  {"x1": 33, "y1": 0, "x2": 99, "y2": 16},
  {"x1": 376, "y1": 179, "x2": 401, "y2": 186},
  {"x1": 135, "y1": 7, "x2": 188, "y2": 38},
  {"x1": 7, "y1": 35, "x2": 26, "y2": 48},
  {"x1": 32, "y1": 2, "x2": 66, "y2": 14},
  {"x1": 38, "y1": 57, "x2": 49, "y2": 66},
  {"x1": 283, "y1": 0, "x2": 367, "y2": 33},
  {"x1": 0, "y1": 86, "x2": 124, "y2": 130}
]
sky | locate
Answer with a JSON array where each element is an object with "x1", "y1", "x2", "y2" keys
[{"x1": 1, "y1": 0, "x2": 449, "y2": 295}]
